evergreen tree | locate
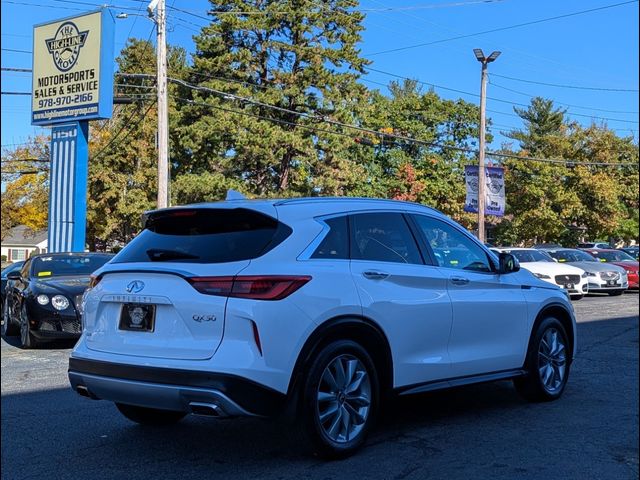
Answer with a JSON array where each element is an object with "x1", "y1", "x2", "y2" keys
[
  {"x1": 175, "y1": 0, "x2": 370, "y2": 196},
  {"x1": 506, "y1": 97, "x2": 566, "y2": 156}
]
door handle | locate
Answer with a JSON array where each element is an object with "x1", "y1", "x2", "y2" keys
[
  {"x1": 363, "y1": 270, "x2": 390, "y2": 280},
  {"x1": 450, "y1": 276, "x2": 470, "y2": 285}
]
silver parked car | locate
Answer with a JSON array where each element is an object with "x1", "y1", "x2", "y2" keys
[{"x1": 542, "y1": 249, "x2": 628, "y2": 296}]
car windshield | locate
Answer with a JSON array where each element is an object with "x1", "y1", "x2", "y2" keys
[
  {"x1": 548, "y1": 250, "x2": 598, "y2": 263},
  {"x1": 509, "y1": 250, "x2": 555, "y2": 263},
  {"x1": 31, "y1": 255, "x2": 113, "y2": 278},
  {"x1": 1, "y1": 262, "x2": 24, "y2": 278},
  {"x1": 591, "y1": 250, "x2": 635, "y2": 262}
]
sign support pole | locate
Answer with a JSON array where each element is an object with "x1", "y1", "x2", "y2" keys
[{"x1": 47, "y1": 121, "x2": 89, "y2": 252}]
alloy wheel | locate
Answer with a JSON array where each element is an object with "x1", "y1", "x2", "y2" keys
[
  {"x1": 316, "y1": 354, "x2": 371, "y2": 444},
  {"x1": 1, "y1": 299, "x2": 9, "y2": 335},
  {"x1": 20, "y1": 304, "x2": 30, "y2": 347},
  {"x1": 538, "y1": 328, "x2": 567, "y2": 394}
]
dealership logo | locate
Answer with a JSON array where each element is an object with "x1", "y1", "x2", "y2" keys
[{"x1": 45, "y1": 22, "x2": 89, "y2": 72}]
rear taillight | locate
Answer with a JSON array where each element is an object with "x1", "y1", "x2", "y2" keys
[
  {"x1": 188, "y1": 275, "x2": 311, "y2": 300},
  {"x1": 88, "y1": 274, "x2": 102, "y2": 289}
]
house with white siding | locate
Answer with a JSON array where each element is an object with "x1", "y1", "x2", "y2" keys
[{"x1": 1, "y1": 225, "x2": 48, "y2": 262}]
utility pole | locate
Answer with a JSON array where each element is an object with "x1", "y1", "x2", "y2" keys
[
  {"x1": 148, "y1": 0, "x2": 168, "y2": 208},
  {"x1": 473, "y1": 49, "x2": 500, "y2": 243}
]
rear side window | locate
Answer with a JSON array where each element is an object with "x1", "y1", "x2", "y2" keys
[
  {"x1": 112, "y1": 208, "x2": 291, "y2": 264},
  {"x1": 311, "y1": 216, "x2": 349, "y2": 260},
  {"x1": 351, "y1": 213, "x2": 423, "y2": 264}
]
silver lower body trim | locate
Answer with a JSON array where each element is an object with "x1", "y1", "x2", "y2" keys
[{"x1": 69, "y1": 372, "x2": 255, "y2": 417}]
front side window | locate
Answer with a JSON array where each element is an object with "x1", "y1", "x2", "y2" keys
[
  {"x1": 351, "y1": 213, "x2": 422, "y2": 265},
  {"x1": 412, "y1": 215, "x2": 492, "y2": 272},
  {"x1": 311, "y1": 216, "x2": 349, "y2": 260}
]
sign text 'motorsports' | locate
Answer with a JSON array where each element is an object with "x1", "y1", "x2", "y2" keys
[{"x1": 31, "y1": 9, "x2": 114, "y2": 125}]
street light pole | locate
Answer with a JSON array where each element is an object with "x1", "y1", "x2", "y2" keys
[{"x1": 473, "y1": 48, "x2": 500, "y2": 243}]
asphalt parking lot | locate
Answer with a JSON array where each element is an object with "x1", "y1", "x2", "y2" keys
[{"x1": 2, "y1": 292, "x2": 638, "y2": 480}]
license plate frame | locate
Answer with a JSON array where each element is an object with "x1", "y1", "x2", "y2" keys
[{"x1": 119, "y1": 303, "x2": 156, "y2": 332}]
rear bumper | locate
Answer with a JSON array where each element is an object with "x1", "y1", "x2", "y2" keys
[{"x1": 68, "y1": 357, "x2": 287, "y2": 417}]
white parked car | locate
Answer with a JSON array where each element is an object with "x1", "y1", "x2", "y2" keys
[
  {"x1": 69, "y1": 197, "x2": 577, "y2": 457},
  {"x1": 492, "y1": 248, "x2": 588, "y2": 299}
]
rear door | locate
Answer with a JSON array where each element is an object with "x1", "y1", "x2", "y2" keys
[
  {"x1": 348, "y1": 212, "x2": 453, "y2": 387},
  {"x1": 84, "y1": 207, "x2": 289, "y2": 360}
]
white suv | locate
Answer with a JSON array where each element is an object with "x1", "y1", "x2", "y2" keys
[{"x1": 69, "y1": 197, "x2": 577, "y2": 457}]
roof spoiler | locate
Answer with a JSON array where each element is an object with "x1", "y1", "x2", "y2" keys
[{"x1": 226, "y1": 189, "x2": 246, "y2": 201}]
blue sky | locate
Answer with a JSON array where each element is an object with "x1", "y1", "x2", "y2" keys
[{"x1": 1, "y1": 0, "x2": 638, "y2": 151}]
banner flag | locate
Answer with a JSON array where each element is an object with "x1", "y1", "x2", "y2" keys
[{"x1": 463, "y1": 165, "x2": 505, "y2": 217}]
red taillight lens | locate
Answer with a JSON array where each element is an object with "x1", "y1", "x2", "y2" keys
[
  {"x1": 188, "y1": 275, "x2": 311, "y2": 300},
  {"x1": 188, "y1": 276, "x2": 235, "y2": 296}
]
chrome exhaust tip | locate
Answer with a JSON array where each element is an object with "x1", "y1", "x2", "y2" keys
[
  {"x1": 76, "y1": 385, "x2": 98, "y2": 399},
  {"x1": 189, "y1": 402, "x2": 226, "y2": 417}
]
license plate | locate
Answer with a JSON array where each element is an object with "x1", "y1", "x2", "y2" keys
[{"x1": 119, "y1": 304, "x2": 156, "y2": 332}]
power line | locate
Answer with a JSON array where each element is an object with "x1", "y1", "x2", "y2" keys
[
  {"x1": 172, "y1": 95, "x2": 638, "y2": 167},
  {"x1": 92, "y1": 23, "x2": 158, "y2": 162},
  {"x1": 490, "y1": 73, "x2": 639, "y2": 93},
  {"x1": 1, "y1": 67, "x2": 32, "y2": 72},
  {"x1": 1, "y1": 91, "x2": 30, "y2": 95},
  {"x1": 120, "y1": 72, "x2": 640, "y2": 151},
  {"x1": 90, "y1": 99, "x2": 156, "y2": 162},
  {"x1": 366, "y1": 0, "x2": 639, "y2": 56},
  {"x1": 1, "y1": 48, "x2": 31, "y2": 54},
  {"x1": 488, "y1": 80, "x2": 639, "y2": 114},
  {"x1": 365, "y1": 67, "x2": 640, "y2": 124},
  {"x1": 3, "y1": 0, "x2": 146, "y2": 12}
]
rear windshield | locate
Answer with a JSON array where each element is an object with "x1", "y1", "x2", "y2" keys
[{"x1": 112, "y1": 208, "x2": 291, "y2": 264}]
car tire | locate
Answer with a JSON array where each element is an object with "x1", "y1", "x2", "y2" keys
[
  {"x1": 19, "y1": 303, "x2": 39, "y2": 349},
  {"x1": 299, "y1": 340, "x2": 379, "y2": 459},
  {"x1": 607, "y1": 290, "x2": 624, "y2": 296},
  {"x1": 115, "y1": 403, "x2": 187, "y2": 426},
  {"x1": 570, "y1": 294, "x2": 583, "y2": 301},
  {"x1": 514, "y1": 317, "x2": 570, "y2": 402},
  {"x1": 2, "y1": 298, "x2": 19, "y2": 336}
]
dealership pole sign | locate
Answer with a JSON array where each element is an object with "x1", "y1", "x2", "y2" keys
[
  {"x1": 32, "y1": 9, "x2": 114, "y2": 252},
  {"x1": 463, "y1": 165, "x2": 505, "y2": 217}
]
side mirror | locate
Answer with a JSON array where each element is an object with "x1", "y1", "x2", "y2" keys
[
  {"x1": 498, "y1": 252, "x2": 520, "y2": 274},
  {"x1": 6, "y1": 271, "x2": 21, "y2": 280}
]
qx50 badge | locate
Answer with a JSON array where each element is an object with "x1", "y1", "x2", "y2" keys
[{"x1": 193, "y1": 314, "x2": 216, "y2": 323}]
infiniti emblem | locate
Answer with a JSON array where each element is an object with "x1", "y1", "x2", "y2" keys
[{"x1": 126, "y1": 280, "x2": 145, "y2": 293}]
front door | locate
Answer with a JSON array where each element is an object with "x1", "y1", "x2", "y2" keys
[{"x1": 410, "y1": 214, "x2": 528, "y2": 378}]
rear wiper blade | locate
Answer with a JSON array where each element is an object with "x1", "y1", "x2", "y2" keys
[{"x1": 146, "y1": 249, "x2": 199, "y2": 261}]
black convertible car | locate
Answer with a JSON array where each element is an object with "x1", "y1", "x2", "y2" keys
[{"x1": 2, "y1": 252, "x2": 113, "y2": 348}]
